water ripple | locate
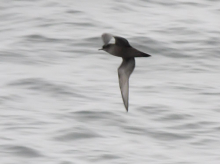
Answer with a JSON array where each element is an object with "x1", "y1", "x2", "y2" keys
[
  {"x1": 3, "y1": 145, "x2": 43, "y2": 158},
  {"x1": 8, "y1": 78, "x2": 85, "y2": 98}
]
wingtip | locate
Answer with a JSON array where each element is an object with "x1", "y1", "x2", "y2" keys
[
  {"x1": 101, "y1": 33, "x2": 113, "y2": 45},
  {"x1": 125, "y1": 105, "x2": 129, "y2": 112}
]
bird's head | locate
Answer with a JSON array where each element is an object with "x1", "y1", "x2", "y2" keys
[{"x1": 99, "y1": 44, "x2": 110, "y2": 51}]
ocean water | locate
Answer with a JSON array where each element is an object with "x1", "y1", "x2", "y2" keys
[{"x1": 0, "y1": 0, "x2": 220, "y2": 164}]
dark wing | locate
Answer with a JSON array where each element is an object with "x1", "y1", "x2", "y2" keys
[
  {"x1": 118, "y1": 58, "x2": 135, "y2": 111},
  {"x1": 113, "y1": 36, "x2": 131, "y2": 47}
]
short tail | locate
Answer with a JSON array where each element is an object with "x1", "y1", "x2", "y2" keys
[{"x1": 141, "y1": 52, "x2": 151, "y2": 57}]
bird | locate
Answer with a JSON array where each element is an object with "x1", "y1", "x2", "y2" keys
[{"x1": 99, "y1": 33, "x2": 151, "y2": 112}]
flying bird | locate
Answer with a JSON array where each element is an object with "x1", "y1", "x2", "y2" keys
[{"x1": 99, "y1": 33, "x2": 151, "y2": 111}]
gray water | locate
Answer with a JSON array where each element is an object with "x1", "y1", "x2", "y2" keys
[{"x1": 1, "y1": 0, "x2": 220, "y2": 164}]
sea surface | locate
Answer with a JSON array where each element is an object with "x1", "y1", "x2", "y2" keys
[{"x1": 1, "y1": 0, "x2": 220, "y2": 164}]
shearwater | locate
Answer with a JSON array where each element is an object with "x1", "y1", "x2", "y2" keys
[{"x1": 99, "y1": 33, "x2": 151, "y2": 112}]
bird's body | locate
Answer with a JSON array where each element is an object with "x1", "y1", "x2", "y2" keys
[
  {"x1": 103, "y1": 44, "x2": 150, "y2": 58},
  {"x1": 99, "y1": 33, "x2": 151, "y2": 111}
]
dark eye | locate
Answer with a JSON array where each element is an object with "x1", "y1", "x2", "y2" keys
[{"x1": 103, "y1": 45, "x2": 108, "y2": 49}]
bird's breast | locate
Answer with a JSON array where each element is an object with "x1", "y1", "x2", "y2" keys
[{"x1": 106, "y1": 45, "x2": 132, "y2": 58}]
